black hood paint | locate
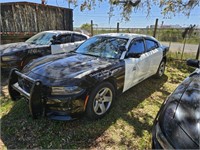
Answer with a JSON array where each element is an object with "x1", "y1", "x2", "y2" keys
[
  {"x1": 0, "y1": 42, "x2": 49, "y2": 55},
  {"x1": 174, "y1": 74, "x2": 200, "y2": 146},
  {"x1": 155, "y1": 70, "x2": 200, "y2": 149},
  {"x1": 23, "y1": 53, "x2": 115, "y2": 81}
]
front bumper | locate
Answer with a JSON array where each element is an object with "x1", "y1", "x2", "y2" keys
[{"x1": 8, "y1": 69, "x2": 86, "y2": 120}]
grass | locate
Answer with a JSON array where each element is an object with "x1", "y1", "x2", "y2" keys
[
  {"x1": 167, "y1": 51, "x2": 197, "y2": 60},
  {"x1": 0, "y1": 59, "x2": 194, "y2": 149}
]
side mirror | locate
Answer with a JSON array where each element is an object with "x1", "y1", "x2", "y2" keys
[
  {"x1": 51, "y1": 35, "x2": 62, "y2": 44},
  {"x1": 119, "y1": 46, "x2": 126, "y2": 52},
  {"x1": 187, "y1": 59, "x2": 199, "y2": 68},
  {"x1": 127, "y1": 52, "x2": 142, "y2": 58},
  {"x1": 51, "y1": 35, "x2": 57, "y2": 44}
]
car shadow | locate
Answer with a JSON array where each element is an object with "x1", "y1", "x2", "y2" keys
[
  {"x1": 0, "y1": 75, "x2": 168, "y2": 149},
  {"x1": 116, "y1": 75, "x2": 169, "y2": 137}
]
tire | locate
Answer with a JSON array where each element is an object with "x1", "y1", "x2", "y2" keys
[
  {"x1": 86, "y1": 82, "x2": 115, "y2": 120},
  {"x1": 155, "y1": 59, "x2": 166, "y2": 78}
]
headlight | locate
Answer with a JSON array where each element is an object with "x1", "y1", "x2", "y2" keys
[
  {"x1": 51, "y1": 86, "x2": 84, "y2": 95},
  {"x1": 2, "y1": 55, "x2": 19, "y2": 61}
]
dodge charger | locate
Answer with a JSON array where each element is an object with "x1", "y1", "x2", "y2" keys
[{"x1": 8, "y1": 33, "x2": 168, "y2": 120}]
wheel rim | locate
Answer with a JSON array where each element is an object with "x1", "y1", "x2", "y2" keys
[
  {"x1": 93, "y1": 87, "x2": 113, "y2": 115},
  {"x1": 159, "y1": 61, "x2": 165, "y2": 76}
]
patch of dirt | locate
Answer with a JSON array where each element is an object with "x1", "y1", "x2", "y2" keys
[
  {"x1": 1, "y1": 86, "x2": 9, "y2": 97},
  {"x1": 1, "y1": 71, "x2": 9, "y2": 97},
  {"x1": 0, "y1": 139, "x2": 6, "y2": 150}
]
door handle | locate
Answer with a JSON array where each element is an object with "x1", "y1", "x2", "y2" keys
[{"x1": 132, "y1": 66, "x2": 136, "y2": 71}]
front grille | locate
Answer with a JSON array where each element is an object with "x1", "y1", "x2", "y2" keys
[{"x1": 18, "y1": 77, "x2": 33, "y2": 93}]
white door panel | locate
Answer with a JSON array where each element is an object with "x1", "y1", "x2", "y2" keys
[
  {"x1": 136, "y1": 53, "x2": 151, "y2": 79},
  {"x1": 51, "y1": 43, "x2": 75, "y2": 54},
  {"x1": 123, "y1": 58, "x2": 137, "y2": 92},
  {"x1": 149, "y1": 48, "x2": 163, "y2": 74},
  {"x1": 123, "y1": 53, "x2": 150, "y2": 92},
  {"x1": 51, "y1": 41, "x2": 85, "y2": 55}
]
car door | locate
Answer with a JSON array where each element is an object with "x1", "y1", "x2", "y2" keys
[
  {"x1": 144, "y1": 38, "x2": 163, "y2": 75},
  {"x1": 51, "y1": 34, "x2": 75, "y2": 54},
  {"x1": 123, "y1": 38, "x2": 150, "y2": 92},
  {"x1": 72, "y1": 34, "x2": 88, "y2": 48}
]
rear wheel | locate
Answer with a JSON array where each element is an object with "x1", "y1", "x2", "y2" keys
[
  {"x1": 155, "y1": 60, "x2": 166, "y2": 78},
  {"x1": 86, "y1": 82, "x2": 115, "y2": 120}
]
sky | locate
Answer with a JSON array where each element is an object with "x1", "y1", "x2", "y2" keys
[{"x1": 1, "y1": 0, "x2": 200, "y2": 28}]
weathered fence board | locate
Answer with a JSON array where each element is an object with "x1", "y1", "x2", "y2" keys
[{"x1": 0, "y1": 2, "x2": 73, "y2": 33}]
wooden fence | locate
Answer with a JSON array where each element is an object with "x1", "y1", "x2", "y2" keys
[{"x1": 0, "y1": 2, "x2": 73, "y2": 43}]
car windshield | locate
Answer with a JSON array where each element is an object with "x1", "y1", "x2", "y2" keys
[
  {"x1": 75, "y1": 36, "x2": 128, "y2": 59},
  {"x1": 26, "y1": 32, "x2": 56, "y2": 45}
]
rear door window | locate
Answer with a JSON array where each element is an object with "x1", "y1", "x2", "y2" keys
[
  {"x1": 73, "y1": 34, "x2": 87, "y2": 42},
  {"x1": 58, "y1": 34, "x2": 72, "y2": 44},
  {"x1": 145, "y1": 39, "x2": 159, "y2": 52}
]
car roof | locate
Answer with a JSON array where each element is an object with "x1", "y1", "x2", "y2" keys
[
  {"x1": 94, "y1": 33, "x2": 156, "y2": 40},
  {"x1": 42, "y1": 30, "x2": 89, "y2": 37}
]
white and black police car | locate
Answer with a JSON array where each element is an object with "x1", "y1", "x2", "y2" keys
[
  {"x1": 1, "y1": 30, "x2": 89, "y2": 70},
  {"x1": 8, "y1": 33, "x2": 168, "y2": 120}
]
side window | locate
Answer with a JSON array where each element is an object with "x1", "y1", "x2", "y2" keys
[
  {"x1": 128, "y1": 39, "x2": 145, "y2": 55},
  {"x1": 73, "y1": 34, "x2": 87, "y2": 42},
  {"x1": 58, "y1": 34, "x2": 71, "y2": 44},
  {"x1": 145, "y1": 39, "x2": 159, "y2": 51}
]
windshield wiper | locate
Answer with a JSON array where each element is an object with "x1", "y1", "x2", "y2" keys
[{"x1": 77, "y1": 52, "x2": 98, "y2": 57}]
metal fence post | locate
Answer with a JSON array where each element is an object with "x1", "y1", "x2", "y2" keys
[
  {"x1": 181, "y1": 38, "x2": 187, "y2": 60},
  {"x1": 91, "y1": 20, "x2": 93, "y2": 36},
  {"x1": 117, "y1": 22, "x2": 119, "y2": 33},
  {"x1": 196, "y1": 43, "x2": 200, "y2": 60},
  {"x1": 153, "y1": 18, "x2": 158, "y2": 38}
]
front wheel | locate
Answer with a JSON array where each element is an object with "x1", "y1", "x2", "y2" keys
[
  {"x1": 155, "y1": 60, "x2": 166, "y2": 78},
  {"x1": 86, "y1": 82, "x2": 115, "y2": 120}
]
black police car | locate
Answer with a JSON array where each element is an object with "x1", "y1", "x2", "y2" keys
[
  {"x1": 0, "y1": 30, "x2": 88, "y2": 70},
  {"x1": 152, "y1": 59, "x2": 200, "y2": 149},
  {"x1": 8, "y1": 33, "x2": 168, "y2": 120}
]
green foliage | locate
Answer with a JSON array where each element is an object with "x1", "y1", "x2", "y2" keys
[
  {"x1": 80, "y1": 23, "x2": 91, "y2": 32},
  {"x1": 157, "y1": 28, "x2": 200, "y2": 44},
  {"x1": 167, "y1": 51, "x2": 197, "y2": 60},
  {"x1": 90, "y1": 27, "x2": 199, "y2": 44}
]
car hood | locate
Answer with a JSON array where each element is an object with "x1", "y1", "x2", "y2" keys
[
  {"x1": 23, "y1": 53, "x2": 114, "y2": 80},
  {"x1": 174, "y1": 73, "x2": 200, "y2": 146},
  {"x1": 0, "y1": 42, "x2": 48, "y2": 54}
]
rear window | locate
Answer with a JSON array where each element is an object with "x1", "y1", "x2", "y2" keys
[{"x1": 73, "y1": 34, "x2": 87, "y2": 42}]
